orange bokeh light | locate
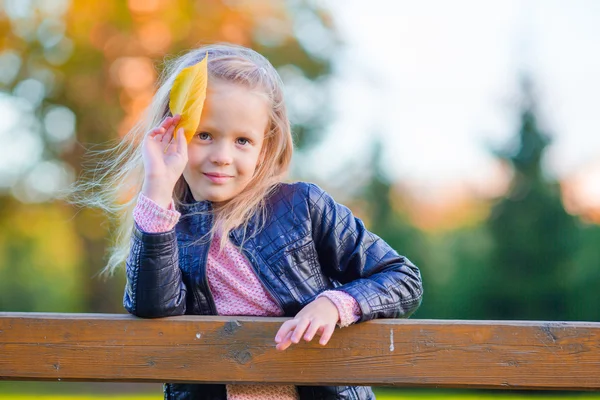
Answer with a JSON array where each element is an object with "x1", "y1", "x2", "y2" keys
[
  {"x1": 127, "y1": 0, "x2": 163, "y2": 14},
  {"x1": 137, "y1": 20, "x2": 172, "y2": 54},
  {"x1": 89, "y1": 23, "x2": 117, "y2": 50},
  {"x1": 110, "y1": 57, "x2": 156, "y2": 92},
  {"x1": 561, "y1": 161, "x2": 600, "y2": 223}
]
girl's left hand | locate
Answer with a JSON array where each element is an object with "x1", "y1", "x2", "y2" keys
[{"x1": 274, "y1": 297, "x2": 339, "y2": 351}]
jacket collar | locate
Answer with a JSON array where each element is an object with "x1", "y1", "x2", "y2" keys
[
  {"x1": 175, "y1": 186, "x2": 213, "y2": 236},
  {"x1": 177, "y1": 185, "x2": 213, "y2": 215},
  {"x1": 175, "y1": 184, "x2": 261, "y2": 242}
]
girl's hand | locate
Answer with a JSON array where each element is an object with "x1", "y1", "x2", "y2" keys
[
  {"x1": 141, "y1": 115, "x2": 187, "y2": 208},
  {"x1": 274, "y1": 297, "x2": 340, "y2": 351}
]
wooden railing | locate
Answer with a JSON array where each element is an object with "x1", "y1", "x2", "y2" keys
[{"x1": 1, "y1": 313, "x2": 599, "y2": 390}]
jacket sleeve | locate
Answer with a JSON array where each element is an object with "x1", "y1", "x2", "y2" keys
[
  {"x1": 307, "y1": 183, "x2": 423, "y2": 322},
  {"x1": 123, "y1": 224, "x2": 187, "y2": 318}
]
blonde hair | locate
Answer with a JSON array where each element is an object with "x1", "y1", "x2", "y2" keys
[{"x1": 73, "y1": 43, "x2": 293, "y2": 277}]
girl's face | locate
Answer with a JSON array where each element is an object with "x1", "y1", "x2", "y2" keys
[{"x1": 183, "y1": 80, "x2": 269, "y2": 205}]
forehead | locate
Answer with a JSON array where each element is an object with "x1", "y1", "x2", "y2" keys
[{"x1": 199, "y1": 81, "x2": 270, "y2": 135}]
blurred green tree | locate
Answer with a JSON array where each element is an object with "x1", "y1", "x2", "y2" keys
[
  {"x1": 415, "y1": 224, "x2": 494, "y2": 320},
  {"x1": 483, "y1": 77, "x2": 580, "y2": 320},
  {"x1": 569, "y1": 223, "x2": 600, "y2": 321}
]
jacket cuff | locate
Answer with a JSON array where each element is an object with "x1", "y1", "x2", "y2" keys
[
  {"x1": 133, "y1": 192, "x2": 180, "y2": 233},
  {"x1": 318, "y1": 290, "x2": 361, "y2": 328}
]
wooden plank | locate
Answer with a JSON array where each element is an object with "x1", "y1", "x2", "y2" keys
[{"x1": 0, "y1": 313, "x2": 599, "y2": 390}]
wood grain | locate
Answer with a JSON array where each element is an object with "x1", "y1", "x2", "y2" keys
[{"x1": 1, "y1": 313, "x2": 599, "y2": 390}]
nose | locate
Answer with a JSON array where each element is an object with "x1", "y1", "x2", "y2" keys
[{"x1": 210, "y1": 142, "x2": 233, "y2": 166}]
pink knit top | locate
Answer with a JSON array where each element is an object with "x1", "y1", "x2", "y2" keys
[{"x1": 133, "y1": 193, "x2": 361, "y2": 400}]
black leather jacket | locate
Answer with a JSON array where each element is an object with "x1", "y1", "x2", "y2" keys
[{"x1": 124, "y1": 182, "x2": 423, "y2": 400}]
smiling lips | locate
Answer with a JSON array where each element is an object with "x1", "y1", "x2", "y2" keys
[{"x1": 203, "y1": 172, "x2": 234, "y2": 184}]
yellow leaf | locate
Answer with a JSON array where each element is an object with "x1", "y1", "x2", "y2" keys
[{"x1": 169, "y1": 53, "x2": 209, "y2": 143}]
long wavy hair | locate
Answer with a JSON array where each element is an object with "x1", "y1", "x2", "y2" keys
[{"x1": 73, "y1": 43, "x2": 293, "y2": 276}]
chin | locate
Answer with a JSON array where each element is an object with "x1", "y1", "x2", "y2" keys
[
  {"x1": 197, "y1": 191, "x2": 234, "y2": 204},
  {"x1": 208, "y1": 196, "x2": 231, "y2": 204}
]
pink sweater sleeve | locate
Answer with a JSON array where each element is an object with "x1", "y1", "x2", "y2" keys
[
  {"x1": 132, "y1": 192, "x2": 181, "y2": 233},
  {"x1": 318, "y1": 290, "x2": 362, "y2": 328}
]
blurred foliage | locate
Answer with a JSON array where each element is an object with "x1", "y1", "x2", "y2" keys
[
  {"x1": 0, "y1": 0, "x2": 338, "y2": 312},
  {"x1": 0, "y1": 0, "x2": 598, "y2": 327},
  {"x1": 568, "y1": 221, "x2": 600, "y2": 320},
  {"x1": 0, "y1": 195, "x2": 84, "y2": 311}
]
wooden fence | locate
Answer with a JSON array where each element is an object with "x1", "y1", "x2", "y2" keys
[{"x1": 1, "y1": 313, "x2": 599, "y2": 390}]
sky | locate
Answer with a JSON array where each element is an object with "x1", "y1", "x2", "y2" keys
[{"x1": 301, "y1": 0, "x2": 600, "y2": 203}]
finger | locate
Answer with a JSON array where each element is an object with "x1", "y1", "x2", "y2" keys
[
  {"x1": 148, "y1": 127, "x2": 165, "y2": 139},
  {"x1": 290, "y1": 318, "x2": 311, "y2": 344},
  {"x1": 319, "y1": 324, "x2": 336, "y2": 346},
  {"x1": 175, "y1": 128, "x2": 187, "y2": 156},
  {"x1": 159, "y1": 116, "x2": 174, "y2": 129},
  {"x1": 275, "y1": 320, "x2": 297, "y2": 344},
  {"x1": 162, "y1": 122, "x2": 177, "y2": 144},
  {"x1": 303, "y1": 320, "x2": 321, "y2": 342},
  {"x1": 162, "y1": 114, "x2": 181, "y2": 130},
  {"x1": 276, "y1": 331, "x2": 294, "y2": 351}
]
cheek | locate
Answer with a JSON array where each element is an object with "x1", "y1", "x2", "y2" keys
[
  {"x1": 181, "y1": 158, "x2": 193, "y2": 176},
  {"x1": 185, "y1": 147, "x2": 203, "y2": 167},
  {"x1": 240, "y1": 151, "x2": 262, "y2": 175},
  {"x1": 182, "y1": 153, "x2": 201, "y2": 180},
  {"x1": 182, "y1": 166, "x2": 192, "y2": 185}
]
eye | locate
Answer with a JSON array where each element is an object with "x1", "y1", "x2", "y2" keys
[
  {"x1": 196, "y1": 132, "x2": 211, "y2": 140},
  {"x1": 236, "y1": 137, "x2": 251, "y2": 146}
]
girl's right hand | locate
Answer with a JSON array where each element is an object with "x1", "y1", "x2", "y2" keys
[{"x1": 141, "y1": 114, "x2": 188, "y2": 208}]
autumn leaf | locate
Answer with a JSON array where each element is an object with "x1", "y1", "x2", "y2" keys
[{"x1": 169, "y1": 53, "x2": 209, "y2": 143}]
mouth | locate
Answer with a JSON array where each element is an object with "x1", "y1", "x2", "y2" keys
[{"x1": 203, "y1": 173, "x2": 233, "y2": 184}]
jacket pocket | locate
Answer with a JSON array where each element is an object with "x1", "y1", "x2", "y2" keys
[{"x1": 270, "y1": 240, "x2": 328, "y2": 305}]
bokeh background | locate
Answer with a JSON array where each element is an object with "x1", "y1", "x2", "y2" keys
[{"x1": 0, "y1": 0, "x2": 599, "y2": 398}]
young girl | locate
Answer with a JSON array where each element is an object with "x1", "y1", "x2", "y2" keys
[{"x1": 90, "y1": 43, "x2": 422, "y2": 400}]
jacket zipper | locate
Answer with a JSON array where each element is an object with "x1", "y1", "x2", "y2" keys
[
  {"x1": 198, "y1": 242, "x2": 218, "y2": 315},
  {"x1": 191, "y1": 209, "x2": 217, "y2": 315}
]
